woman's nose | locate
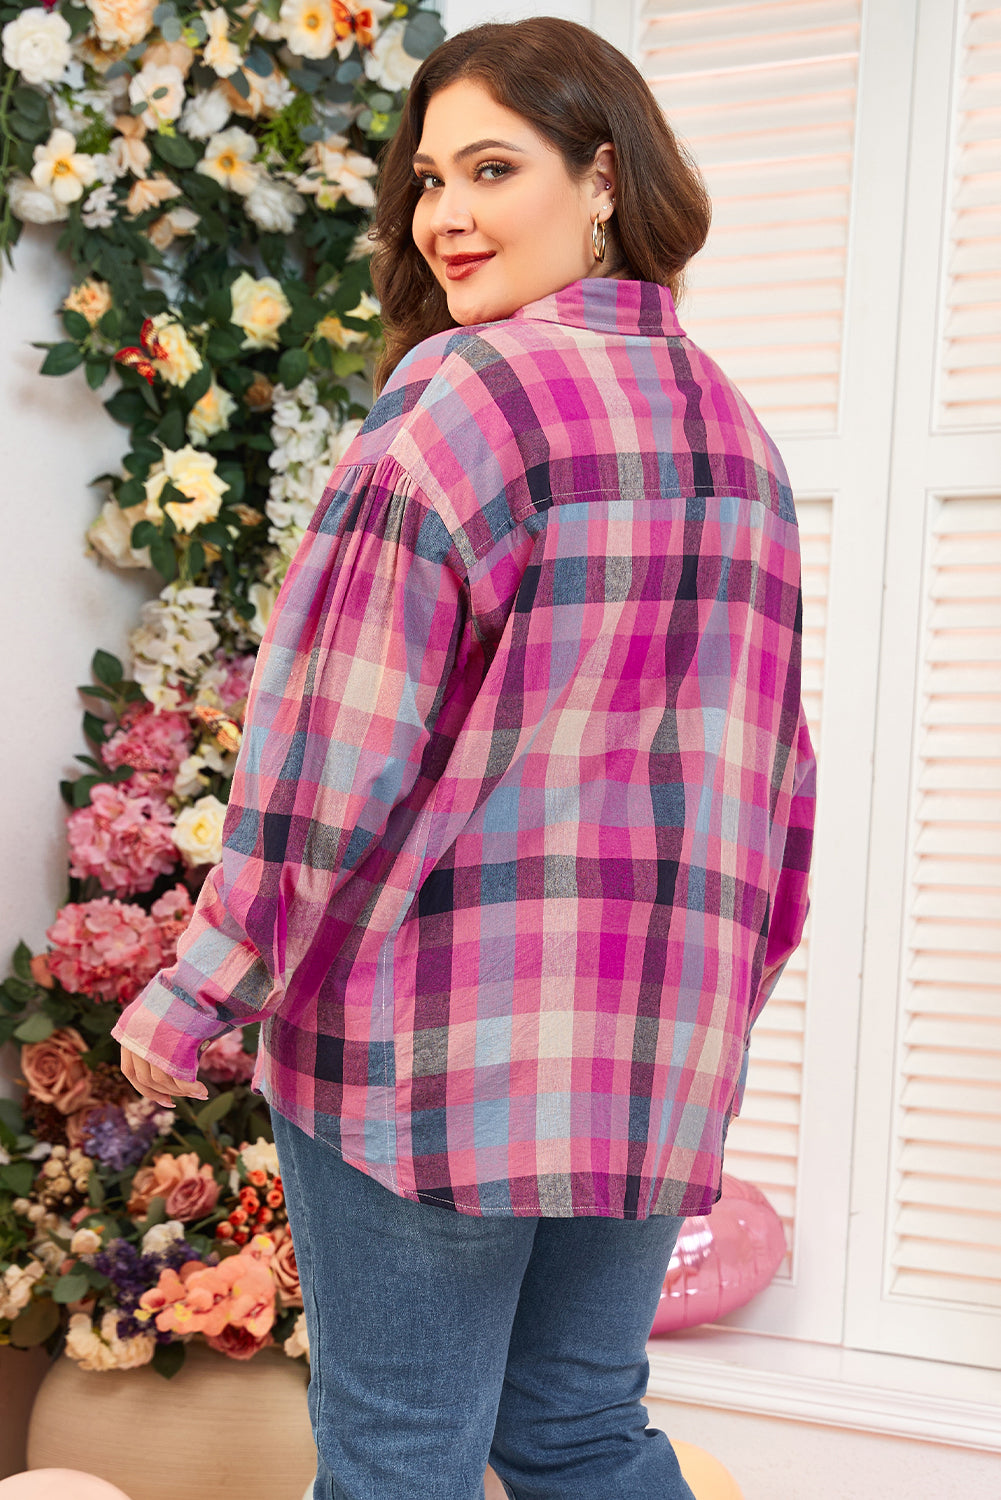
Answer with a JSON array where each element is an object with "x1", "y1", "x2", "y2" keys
[{"x1": 427, "y1": 185, "x2": 474, "y2": 237}]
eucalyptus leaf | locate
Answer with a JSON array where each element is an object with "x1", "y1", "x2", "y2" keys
[
  {"x1": 13, "y1": 1012, "x2": 55, "y2": 1044},
  {"x1": 0, "y1": 1160, "x2": 36, "y2": 1195},
  {"x1": 245, "y1": 47, "x2": 273, "y2": 77},
  {"x1": 53, "y1": 1273, "x2": 90, "y2": 1305},
  {"x1": 229, "y1": 69, "x2": 251, "y2": 100},
  {"x1": 196, "y1": 1090, "x2": 236, "y2": 1132}
]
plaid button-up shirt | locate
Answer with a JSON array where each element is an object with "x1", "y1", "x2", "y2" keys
[{"x1": 114, "y1": 278, "x2": 815, "y2": 1219}]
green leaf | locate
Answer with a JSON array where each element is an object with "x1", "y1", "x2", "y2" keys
[
  {"x1": 12, "y1": 941, "x2": 34, "y2": 983},
  {"x1": 71, "y1": 775, "x2": 100, "y2": 807},
  {"x1": 143, "y1": 1195, "x2": 167, "y2": 1228},
  {"x1": 0, "y1": 1161, "x2": 36, "y2": 1196},
  {"x1": 13, "y1": 1012, "x2": 55, "y2": 1044},
  {"x1": 79, "y1": 1007, "x2": 117, "y2": 1036},
  {"x1": 40, "y1": 343, "x2": 84, "y2": 377},
  {"x1": 207, "y1": 328, "x2": 244, "y2": 363},
  {"x1": 152, "y1": 1340, "x2": 187, "y2": 1379},
  {"x1": 85, "y1": 357, "x2": 110, "y2": 391},
  {"x1": 229, "y1": 69, "x2": 251, "y2": 100},
  {"x1": 9, "y1": 1297, "x2": 61, "y2": 1349},
  {"x1": 156, "y1": 406, "x2": 186, "y2": 449},
  {"x1": 62, "y1": 309, "x2": 91, "y2": 340},
  {"x1": 404, "y1": 11, "x2": 446, "y2": 60},
  {"x1": 278, "y1": 347, "x2": 309, "y2": 388},
  {"x1": 3, "y1": 976, "x2": 35, "y2": 1005},
  {"x1": 117, "y1": 477, "x2": 146, "y2": 508},
  {"x1": 98, "y1": 306, "x2": 122, "y2": 339},
  {"x1": 130, "y1": 520, "x2": 159, "y2": 549},
  {"x1": 150, "y1": 535, "x2": 178, "y2": 581},
  {"x1": 12, "y1": 87, "x2": 50, "y2": 123},
  {"x1": 182, "y1": 363, "x2": 213, "y2": 407},
  {"x1": 187, "y1": 540, "x2": 205, "y2": 577},
  {"x1": 195, "y1": 1090, "x2": 235, "y2": 1132},
  {"x1": 88, "y1": 1170, "x2": 106, "y2": 1208},
  {"x1": 0, "y1": 1098, "x2": 25, "y2": 1137},
  {"x1": 216, "y1": 465, "x2": 244, "y2": 503},
  {"x1": 83, "y1": 710, "x2": 109, "y2": 745},
  {"x1": 245, "y1": 46, "x2": 273, "y2": 77},
  {"x1": 105, "y1": 389, "x2": 148, "y2": 426},
  {"x1": 53, "y1": 1272, "x2": 90, "y2": 1305},
  {"x1": 153, "y1": 133, "x2": 197, "y2": 169},
  {"x1": 92, "y1": 649, "x2": 124, "y2": 687}
]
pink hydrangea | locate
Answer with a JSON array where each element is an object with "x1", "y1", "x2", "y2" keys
[
  {"x1": 151, "y1": 883, "x2": 195, "y2": 966},
  {"x1": 199, "y1": 1031, "x2": 256, "y2": 1084},
  {"x1": 66, "y1": 781, "x2": 179, "y2": 896},
  {"x1": 46, "y1": 898, "x2": 164, "y2": 1004},
  {"x1": 102, "y1": 702, "x2": 193, "y2": 777}
]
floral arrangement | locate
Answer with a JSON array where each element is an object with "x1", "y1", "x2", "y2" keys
[{"x1": 0, "y1": 0, "x2": 444, "y2": 1374}]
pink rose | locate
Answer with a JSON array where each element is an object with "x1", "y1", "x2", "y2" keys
[
  {"x1": 21, "y1": 1028, "x2": 96, "y2": 1115},
  {"x1": 46, "y1": 898, "x2": 164, "y2": 1005},
  {"x1": 199, "y1": 1031, "x2": 255, "y2": 1084},
  {"x1": 127, "y1": 1150, "x2": 203, "y2": 1216},
  {"x1": 66, "y1": 781, "x2": 179, "y2": 896},
  {"x1": 165, "y1": 1170, "x2": 220, "y2": 1222},
  {"x1": 205, "y1": 1325, "x2": 274, "y2": 1360},
  {"x1": 270, "y1": 1231, "x2": 302, "y2": 1308}
]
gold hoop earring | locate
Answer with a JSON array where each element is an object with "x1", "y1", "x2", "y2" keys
[{"x1": 592, "y1": 215, "x2": 606, "y2": 263}]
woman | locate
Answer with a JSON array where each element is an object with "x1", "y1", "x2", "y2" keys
[{"x1": 114, "y1": 18, "x2": 815, "y2": 1500}]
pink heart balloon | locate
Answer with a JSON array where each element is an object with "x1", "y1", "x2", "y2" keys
[
  {"x1": 649, "y1": 1173, "x2": 786, "y2": 1336},
  {"x1": 0, "y1": 1472, "x2": 133, "y2": 1500}
]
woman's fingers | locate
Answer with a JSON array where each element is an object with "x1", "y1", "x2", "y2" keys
[{"x1": 119, "y1": 1046, "x2": 208, "y2": 1105}]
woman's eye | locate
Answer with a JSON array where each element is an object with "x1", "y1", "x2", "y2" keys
[
  {"x1": 477, "y1": 162, "x2": 511, "y2": 182},
  {"x1": 414, "y1": 172, "x2": 443, "y2": 191}
]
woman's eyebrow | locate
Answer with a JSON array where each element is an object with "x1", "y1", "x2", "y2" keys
[{"x1": 412, "y1": 138, "x2": 526, "y2": 166}]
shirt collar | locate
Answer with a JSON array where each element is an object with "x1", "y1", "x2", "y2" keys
[{"x1": 511, "y1": 278, "x2": 684, "y2": 339}]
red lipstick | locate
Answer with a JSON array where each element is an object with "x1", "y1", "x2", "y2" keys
[{"x1": 442, "y1": 252, "x2": 495, "y2": 281}]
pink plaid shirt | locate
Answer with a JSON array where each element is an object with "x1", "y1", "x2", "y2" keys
[{"x1": 114, "y1": 279, "x2": 815, "y2": 1219}]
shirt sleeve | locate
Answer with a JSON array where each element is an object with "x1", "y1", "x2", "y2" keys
[{"x1": 111, "y1": 453, "x2": 466, "y2": 1079}]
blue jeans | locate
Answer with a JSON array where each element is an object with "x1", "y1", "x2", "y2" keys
[{"x1": 273, "y1": 1111, "x2": 696, "y2": 1500}]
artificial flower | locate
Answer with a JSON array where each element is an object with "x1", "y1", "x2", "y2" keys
[
  {"x1": 199, "y1": 1031, "x2": 256, "y2": 1085},
  {"x1": 20, "y1": 1029, "x2": 95, "y2": 1115},
  {"x1": 179, "y1": 87, "x2": 232, "y2": 141},
  {"x1": 244, "y1": 174, "x2": 306, "y2": 234},
  {"x1": 130, "y1": 583, "x2": 221, "y2": 710},
  {"x1": 284, "y1": 1310, "x2": 309, "y2": 1360},
  {"x1": 101, "y1": 702, "x2": 193, "y2": 777},
  {"x1": 271, "y1": 1232, "x2": 303, "y2": 1307},
  {"x1": 229, "y1": 270, "x2": 292, "y2": 350},
  {"x1": 147, "y1": 314, "x2": 203, "y2": 389},
  {"x1": 198, "y1": 125, "x2": 260, "y2": 196},
  {"x1": 86, "y1": 0, "x2": 157, "y2": 49},
  {"x1": 187, "y1": 379, "x2": 237, "y2": 446},
  {"x1": 46, "y1": 898, "x2": 166, "y2": 1004},
  {"x1": 363, "y1": 18, "x2": 421, "y2": 91},
  {"x1": 332, "y1": 0, "x2": 394, "y2": 56},
  {"x1": 0, "y1": 1260, "x2": 46, "y2": 1321},
  {"x1": 150, "y1": 883, "x2": 194, "y2": 963},
  {"x1": 87, "y1": 499, "x2": 153, "y2": 568},
  {"x1": 141, "y1": 38, "x2": 195, "y2": 77},
  {"x1": 31, "y1": 130, "x2": 97, "y2": 206},
  {"x1": 147, "y1": 205, "x2": 200, "y2": 250},
  {"x1": 64, "y1": 279, "x2": 112, "y2": 328},
  {"x1": 8, "y1": 174, "x2": 69, "y2": 225},
  {"x1": 143, "y1": 445, "x2": 229, "y2": 532},
  {"x1": 108, "y1": 119, "x2": 152, "y2": 179},
  {"x1": 279, "y1": 0, "x2": 335, "y2": 60},
  {"x1": 203, "y1": 8, "x2": 242, "y2": 76},
  {"x1": 222, "y1": 63, "x2": 293, "y2": 119},
  {"x1": 172, "y1": 794, "x2": 227, "y2": 866},
  {"x1": 65, "y1": 782, "x2": 178, "y2": 896},
  {"x1": 128, "y1": 62, "x2": 186, "y2": 129},
  {"x1": 70, "y1": 1226, "x2": 104, "y2": 1256},
  {"x1": 297, "y1": 134, "x2": 376, "y2": 209},
  {"x1": 140, "y1": 1219, "x2": 186, "y2": 1255},
  {"x1": 81, "y1": 184, "x2": 118, "y2": 229},
  {"x1": 2, "y1": 7, "x2": 72, "y2": 85},
  {"x1": 125, "y1": 173, "x2": 181, "y2": 216},
  {"x1": 246, "y1": 580, "x2": 278, "y2": 641},
  {"x1": 65, "y1": 1309, "x2": 155, "y2": 1371}
]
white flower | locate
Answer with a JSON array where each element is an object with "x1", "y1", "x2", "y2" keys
[
  {"x1": 108, "y1": 132, "x2": 151, "y2": 179},
  {"x1": 203, "y1": 8, "x2": 242, "y2": 76},
  {"x1": 129, "y1": 63, "x2": 186, "y2": 130},
  {"x1": 53, "y1": 84, "x2": 116, "y2": 135},
  {"x1": 70, "y1": 1227, "x2": 103, "y2": 1257},
  {"x1": 81, "y1": 183, "x2": 118, "y2": 229},
  {"x1": 31, "y1": 129, "x2": 97, "y2": 205},
  {"x1": 123, "y1": 1098, "x2": 175, "y2": 1135},
  {"x1": 8, "y1": 173, "x2": 69, "y2": 225},
  {"x1": 0, "y1": 1259, "x2": 46, "y2": 1322},
  {"x1": 363, "y1": 20, "x2": 420, "y2": 93},
  {"x1": 187, "y1": 379, "x2": 237, "y2": 446},
  {"x1": 144, "y1": 445, "x2": 228, "y2": 531},
  {"x1": 297, "y1": 134, "x2": 376, "y2": 210},
  {"x1": 66, "y1": 1310, "x2": 155, "y2": 1371},
  {"x1": 180, "y1": 87, "x2": 232, "y2": 141},
  {"x1": 88, "y1": 499, "x2": 152, "y2": 568},
  {"x1": 131, "y1": 583, "x2": 220, "y2": 710},
  {"x1": 174, "y1": 753, "x2": 211, "y2": 799},
  {"x1": 148, "y1": 313, "x2": 203, "y2": 389},
  {"x1": 246, "y1": 580, "x2": 279, "y2": 642},
  {"x1": 241, "y1": 1138, "x2": 280, "y2": 1176},
  {"x1": 280, "y1": 0, "x2": 334, "y2": 60},
  {"x1": 230, "y1": 270, "x2": 292, "y2": 350},
  {"x1": 244, "y1": 174, "x2": 306, "y2": 234},
  {"x1": 86, "y1": 0, "x2": 157, "y2": 49},
  {"x1": 257, "y1": 70, "x2": 294, "y2": 116},
  {"x1": 141, "y1": 1219, "x2": 185, "y2": 1255},
  {"x1": 284, "y1": 1310, "x2": 310, "y2": 1360},
  {"x1": 2, "y1": 7, "x2": 72, "y2": 85},
  {"x1": 173, "y1": 794, "x2": 226, "y2": 865},
  {"x1": 198, "y1": 125, "x2": 259, "y2": 196}
]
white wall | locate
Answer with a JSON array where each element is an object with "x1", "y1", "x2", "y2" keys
[{"x1": 0, "y1": 229, "x2": 158, "y2": 1085}]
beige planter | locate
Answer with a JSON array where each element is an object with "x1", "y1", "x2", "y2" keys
[{"x1": 27, "y1": 1342, "x2": 315, "y2": 1500}]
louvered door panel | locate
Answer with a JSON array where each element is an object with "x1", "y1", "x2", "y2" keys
[
  {"x1": 638, "y1": 0, "x2": 862, "y2": 432},
  {"x1": 891, "y1": 496, "x2": 1001, "y2": 1318},
  {"x1": 937, "y1": 3, "x2": 1001, "y2": 427},
  {"x1": 720, "y1": 498, "x2": 831, "y2": 1273}
]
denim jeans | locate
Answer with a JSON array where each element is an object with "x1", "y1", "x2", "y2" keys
[{"x1": 273, "y1": 1111, "x2": 696, "y2": 1500}]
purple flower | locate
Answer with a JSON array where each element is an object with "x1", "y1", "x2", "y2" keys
[
  {"x1": 94, "y1": 1236, "x2": 213, "y2": 1343},
  {"x1": 81, "y1": 1105, "x2": 157, "y2": 1169}
]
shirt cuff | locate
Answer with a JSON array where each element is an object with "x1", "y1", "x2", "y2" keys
[{"x1": 111, "y1": 977, "x2": 234, "y2": 1081}]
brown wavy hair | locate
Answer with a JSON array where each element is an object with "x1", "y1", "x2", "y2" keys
[{"x1": 370, "y1": 17, "x2": 711, "y2": 391}]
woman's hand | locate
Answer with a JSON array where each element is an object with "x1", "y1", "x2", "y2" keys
[{"x1": 119, "y1": 1044, "x2": 208, "y2": 1107}]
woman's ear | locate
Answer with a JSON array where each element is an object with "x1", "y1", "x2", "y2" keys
[{"x1": 592, "y1": 143, "x2": 616, "y2": 217}]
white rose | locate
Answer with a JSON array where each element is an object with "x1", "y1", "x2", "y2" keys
[
  {"x1": 240, "y1": 1137, "x2": 280, "y2": 1176},
  {"x1": 230, "y1": 270, "x2": 292, "y2": 350},
  {"x1": 87, "y1": 499, "x2": 152, "y2": 569},
  {"x1": 2, "y1": 8, "x2": 72, "y2": 85},
  {"x1": 363, "y1": 21, "x2": 420, "y2": 93},
  {"x1": 70, "y1": 1227, "x2": 103, "y2": 1256},
  {"x1": 8, "y1": 174, "x2": 69, "y2": 225},
  {"x1": 129, "y1": 63, "x2": 186, "y2": 129},
  {"x1": 180, "y1": 87, "x2": 232, "y2": 141},
  {"x1": 186, "y1": 379, "x2": 237, "y2": 446},
  {"x1": 244, "y1": 175, "x2": 305, "y2": 234},
  {"x1": 172, "y1": 794, "x2": 226, "y2": 866},
  {"x1": 141, "y1": 1220, "x2": 185, "y2": 1255},
  {"x1": 144, "y1": 446, "x2": 228, "y2": 533},
  {"x1": 86, "y1": 0, "x2": 157, "y2": 49}
]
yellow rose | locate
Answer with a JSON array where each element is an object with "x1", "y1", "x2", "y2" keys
[
  {"x1": 149, "y1": 314, "x2": 202, "y2": 388},
  {"x1": 63, "y1": 278, "x2": 112, "y2": 327},
  {"x1": 187, "y1": 379, "x2": 237, "y2": 445},
  {"x1": 230, "y1": 270, "x2": 291, "y2": 350},
  {"x1": 144, "y1": 446, "x2": 228, "y2": 534},
  {"x1": 86, "y1": 0, "x2": 157, "y2": 48},
  {"x1": 172, "y1": 794, "x2": 226, "y2": 866}
]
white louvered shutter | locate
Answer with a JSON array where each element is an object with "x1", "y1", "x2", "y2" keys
[
  {"x1": 937, "y1": 3, "x2": 1001, "y2": 427},
  {"x1": 638, "y1": 0, "x2": 863, "y2": 432}
]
